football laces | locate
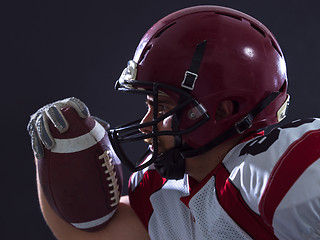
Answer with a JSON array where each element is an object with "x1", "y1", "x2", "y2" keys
[{"x1": 99, "y1": 150, "x2": 121, "y2": 207}]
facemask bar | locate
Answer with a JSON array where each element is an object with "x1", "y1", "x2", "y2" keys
[{"x1": 108, "y1": 78, "x2": 210, "y2": 172}]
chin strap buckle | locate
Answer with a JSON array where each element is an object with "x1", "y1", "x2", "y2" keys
[
  {"x1": 234, "y1": 115, "x2": 253, "y2": 134},
  {"x1": 181, "y1": 40, "x2": 207, "y2": 91},
  {"x1": 182, "y1": 71, "x2": 198, "y2": 90}
]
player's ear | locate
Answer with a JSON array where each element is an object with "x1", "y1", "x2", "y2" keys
[{"x1": 215, "y1": 100, "x2": 234, "y2": 121}]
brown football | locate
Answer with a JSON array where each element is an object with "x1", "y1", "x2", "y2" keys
[{"x1": 37, "y1": 107, "x2": 123, "y2": 231}]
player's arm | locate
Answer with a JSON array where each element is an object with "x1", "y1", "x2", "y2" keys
[
  {"x1": 28, "y1": 97, "x2": 150, "y2": 240},
  {"x1": 251, "y1": 120, "x2": 320, "y2": 239},
  {"x1": 37, "y1": 177, "x2": 149, "y2": 240},
  {"x1": 270, "y1": 157, "x2": 320, "y2": 239}
]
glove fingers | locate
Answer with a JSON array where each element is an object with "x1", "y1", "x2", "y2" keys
[
  {"x1": 62, "y1": 97, "x2": 90, "y2": 118},
  {"x1": 46, "y1": 105, "x2": 69, "y2": 133},
  {"x1": 36, "y1": 113, "x2": 55, "y2": 150},
  {"x1": 92, "y1": 116, "x2": 110, "y2": 129},
  {"x1": 27, "y1": 97, "x2": 89, "y2": 155},
  {"x1": 28, "y1": 119, "x2": 44, "y2": 159}
]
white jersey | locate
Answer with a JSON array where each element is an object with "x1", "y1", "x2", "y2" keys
[{"x1": 129, "y1": 118, "x2": 320, "y2": 239}]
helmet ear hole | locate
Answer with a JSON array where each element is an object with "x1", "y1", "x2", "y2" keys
[
  {"x1": 232, "y1": 101, "x2": 239, "y2": 114},
  {"x1": 215, "y1": 100, "x2": 235, "y2": 121},
  {"x1": 215, "y1": 100, "x2": 239, "y2": 121}
]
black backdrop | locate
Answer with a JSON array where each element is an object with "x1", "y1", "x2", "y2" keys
[{"x1": 3, "y1": 0, "x2": 320, "y2": 239}]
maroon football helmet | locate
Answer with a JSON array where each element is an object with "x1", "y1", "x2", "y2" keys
[{"x1": 109, "y1": 6, "x2": 289, "y2": 178}]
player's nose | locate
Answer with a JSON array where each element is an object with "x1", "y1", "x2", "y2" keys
[{"x1": 139, "y1": 108, "x2": 153, "y2": 134}]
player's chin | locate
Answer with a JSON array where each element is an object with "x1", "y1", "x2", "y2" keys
[
  {"x1": 148, "y1": 144, "x2": 161, "y2": 155},
  {"x1": 156, "y1": 143, "x2": 173, "y2": 155},
  {"x1": 145, "y1": 137, "x2": 173, "y2": 154},
  {"x1": 150, "y1": 145, "x2": 163, "y2": 154}
]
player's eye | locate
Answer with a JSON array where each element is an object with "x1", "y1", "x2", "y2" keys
[{"x1": 157, "y1": 104, "x2": 168, "y2": 116}]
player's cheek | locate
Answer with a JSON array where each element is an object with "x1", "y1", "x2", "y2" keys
[{"x1": 162, "y1": 115, "x2": 173, "y2": 130}]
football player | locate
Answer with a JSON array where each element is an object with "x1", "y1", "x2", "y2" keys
[{"x1": 28, "y1": 5, "x2": 320, "y2": 240}]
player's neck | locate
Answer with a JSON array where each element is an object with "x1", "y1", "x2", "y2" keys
[{"x1": 185, "y1": 135, "x2": 243, "y2": 182}]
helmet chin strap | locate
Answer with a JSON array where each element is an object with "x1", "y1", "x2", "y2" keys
[
  {"x1": 154, "y1": 40, "x2": 208, "y2": 179},
  {"x1": 181, "y1": 91, "x2": 281, "y2": 159},
  {"x1": 153, "y1": 147, "x2": 186, "y2": 180},
  {"x1": 153, "y1": 94, "x2": 186, "y2": 180}
]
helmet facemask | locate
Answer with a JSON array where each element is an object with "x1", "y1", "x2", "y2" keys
[
  {"x1": 108, "y1": 60, "x2": 287, "y2": 179},
  {"x1": 108, "y1": 60, "x2": 210, "y2": 175}
]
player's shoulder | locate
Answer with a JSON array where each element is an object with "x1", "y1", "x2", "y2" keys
[
  {"x1": 223, "y1": 118, "x2": 320, "y2": 213},
  {"x1": 229, "y1": 117, "x2": 320, "y2": 163},
  {"x1": 239, "y1": 118, "x2": 320, "y2": 160}
]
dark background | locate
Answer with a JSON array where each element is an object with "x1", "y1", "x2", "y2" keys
[{"x1": 3, "y1": 0, "x2": 320, "y2": 239}]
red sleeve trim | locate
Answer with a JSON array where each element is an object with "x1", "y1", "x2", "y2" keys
[
  {"x1": 128, "y1": 169, "x2": 166, "y2": 229},
  {"x1": 259, "y1": 129, "x2": 320, "y2": 226}
]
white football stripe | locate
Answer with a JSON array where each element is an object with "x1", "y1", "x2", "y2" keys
[
  {"x1": 51, "y1": 120, "x2": 105, "y2": 153},
  {"x1": 71, "y1": 209, "x2": 116, "y2": 229}
]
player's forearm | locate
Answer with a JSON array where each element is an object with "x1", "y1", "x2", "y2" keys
[
  {"x1": 36, "y1": 168, "x2": 89, "y2": 239},
  {"x1": 37, "y1": 181, "x2": 150, "y2": 240},
  {"x1": 36, "y1": 166, "x2": 150, "y2": 240}
]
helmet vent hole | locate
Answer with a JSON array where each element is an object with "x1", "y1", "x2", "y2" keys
[
  {"x1": 154, "y1": 22, "x2": 176, "y2": 39},
  {"x1": 279, "y1": 80, "x2": 287, "y2": 92},
  {"x1": 250, "y1": 23, "x2": 266, "y2": 37},
  {"x1": 215, "y1": 12, "x2": 242, "y2": 21},
  {"x1": 139, "y1": 45, "x2": 152, "y2": 64},
  {"x1": 271, "y1": 39, "x2": 283, "y2": 57}
]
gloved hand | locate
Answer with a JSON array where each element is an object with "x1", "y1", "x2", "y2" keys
[
  {"x1": 27, "y1": 97, "x2": 90, "y2": 159},
  {"x1": 27, "y1": 99, "x2": 123, "y2": 231}
]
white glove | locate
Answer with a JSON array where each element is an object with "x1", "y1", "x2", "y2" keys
[{"x1": 27, "y1": 97, "x2": 90, "y2": 159}]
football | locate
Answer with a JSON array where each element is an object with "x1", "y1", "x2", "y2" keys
[{"x1": 37, "y1": 107, "x2": 123, "y2": 231}]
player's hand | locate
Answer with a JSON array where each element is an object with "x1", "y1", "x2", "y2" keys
[{"x1": 27, "y1": 97, "x2": 90, "y2": 159}]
